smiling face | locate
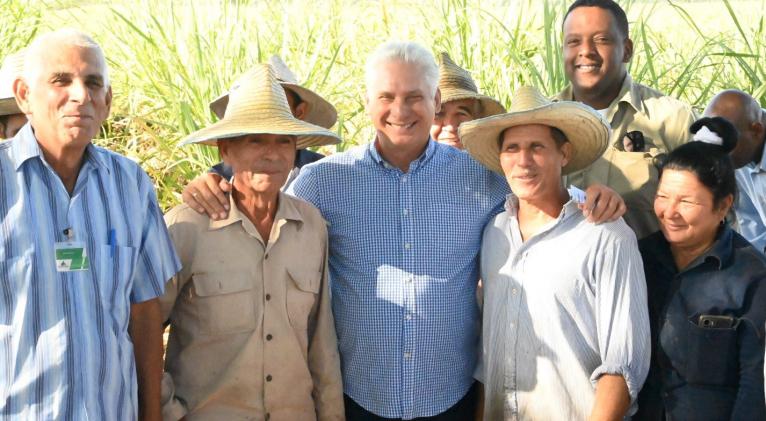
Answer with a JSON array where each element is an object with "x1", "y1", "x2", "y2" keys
[
  {"x1": 431, "y1": 98, "x2": 478, "y2": 149},
  {"x1": 654, "y1": 169, "x2": 731, "y2": 251},
  {"x1": 563, "y1": 6, "x2": 632, "y2": 108},
  {"x1": 219, "y1": 133, "x2": 296, "y2": 196},
  {"x1": 499, "y1": 124, "x2": 571, "y2": 204},
  {"x1": 16, "y1": 44, "x2": 111, "y2": 152},
  {"x1": 365, "y1": 59, "x2": 440, "y2": 151}
]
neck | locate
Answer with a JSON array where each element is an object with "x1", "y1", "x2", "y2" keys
[
  {"x1": 573, "y1": 73, "x2": 626, "y2": 111},
  {"x1": 36, "y1": 137, "x2": 87, "y2": 195},
  {"x1": 375, "y1": 135, "x2": 429, "y2": 172},
  {"x1": 517, "y1": 187, "x2": 570, "y2": 241},
  {"x1": 232, "y1": 184, "x2": 279, "y2": 243},
  {"x1": 670, "y1": 234, "x2": 717, "y2": 271}
]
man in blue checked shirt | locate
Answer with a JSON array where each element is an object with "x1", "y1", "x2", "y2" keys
[
  {"x1": 183, "y1": 42, "x2": 626, "y2": 420},
  {"x1": 0, "y1": 29, "x2": 180, "y2": 420}
]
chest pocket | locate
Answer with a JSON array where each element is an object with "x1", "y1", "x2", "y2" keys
[
  {"x1": 286, "y1": 266, "x2": 321, "y2": 330},
  {"x1": 683, "y1": 317, "x2": 739, "y2": 387},
  {"x1": 191, "y1": 272, "x2": 256, "y2": 335},
  {"x1": 96, "y1": 244, "x2": 139, "y2": 316}
]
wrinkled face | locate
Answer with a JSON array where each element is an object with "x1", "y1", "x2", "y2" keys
[
  {"x1": 219, "y1": 133, "x2": 296, "y2": 195},
  {"x1": 17, "y1": 45, "x2": 111, "y2": 150},
  {"x1": 704, "y1": 103, "x2": 763, "y2": 169},
  {"x1": 366, "y1": 59, "x2": 439, "y2": 150},
  {"x1": 563, "y1": 6, "x2": 631, "y2": 102},
  {"x1": 431, "y1": 98, "x2": 478, "y2": 149},
  {"x1": 0, "y1": 113, "x2": 28, "y2": 139},
  {"x1": 654, "y1": 169, "x2": 730, "y2": 250},
  {"x1": 499, "y1": 124, "x2": 570, "y2": 202}
]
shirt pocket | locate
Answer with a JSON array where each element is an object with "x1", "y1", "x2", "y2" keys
[
  {"x1": 604, "y1": 149, "x2": 660, "y2": 211},
  {"x1": 96, "y1": 245, "x2": 139, "y2": 322},
  {"x1": 286, "y1": 266, "x2": 321, "y2": 330},
  {"x1": 684, "y1": 318, "x2": 739, "y2": 387},
  {"x1": 191, "y1": 272, "x2": 256, "y2": 335}
]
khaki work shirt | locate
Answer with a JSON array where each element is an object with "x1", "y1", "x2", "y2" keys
[
  {"x1": 160, "y1": 192, "x2": 344, "y2": 421},
  {"x1": 557, "y1": 75, "x2": 697, "y2": 239}
]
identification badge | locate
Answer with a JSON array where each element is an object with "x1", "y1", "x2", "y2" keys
[{"x1": 55, "y1": 241, "x2": 90, "y2": 272}]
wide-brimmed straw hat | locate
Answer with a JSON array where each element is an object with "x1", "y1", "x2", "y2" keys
[
  {"x1": 180, "y1": 63, "x2": 341, "y2": 149},
  {"x1": 209, "y1": 55, "x2": 337, "y2": 129},
  {"x1": 459, "y1": 86, "x2": 609, "y2": 175},
  {"x1": 0, "y1": 51, "x2": 25, "y2": 116},
  {"x1": 438, "y1": 52, "x2": 505, "y2": 118}
]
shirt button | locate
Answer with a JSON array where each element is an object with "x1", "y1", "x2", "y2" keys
[
  {"x1": 405, "y1": 314, "x2": 412, "y2": 320},
  {"x1": 266, "y1": 375, "x2": 272, "y2": 382},
  {"x1": 265, "y1": 294, "x2": 271, "y2": 301},
  {"x1": 266, "y1": 334, "x2": 273, "y2": 341},
  {"x1": 264, "y1": 253, "x2": 269, "y2": 260},
  {"x1": 404, "y1": 242, "x2": 411, "y2": 249},
  {"x1": 406, "y1": 277, "x2": 413, "y2": 283},
  {"x1": 401, "y1": 176, "x2": 408, "y2": 183},
  {"x1": 404, "y1": 352, "x2": 412, "y2": 359},
  {"x1": 402, "y1": 209, "x2": 409, "y2": 216},
  {"x1": 512, "y1": 288, "x2": 518, "y2": 295},
  {"x1": 510, "y1": 322, "x2": 515, "y2": 328}
]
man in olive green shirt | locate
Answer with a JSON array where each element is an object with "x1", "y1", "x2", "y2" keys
[{"x1": 556, "y1": 0, "x2": 696, "y2": 239}]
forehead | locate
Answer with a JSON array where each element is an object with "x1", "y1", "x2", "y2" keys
[
  {"x1": 659, "y1": 169, "x2": 708, "y2": 195},
  {"x1": 368, "y1": 59, "x2": 429, "y2": 93},
  {"x1": 232, "y1": 133, "x2": 296, "y2": 143},
  {"x1": 563, "y1": 6, "x2": 620, "y2": 35},
  {"x1": 37, "y1": 44, "x2": 106, "y2": 79},
  {"x1": 501, "y1": 124, "x2": 556, "y2": 145},
  {"x1": 442, "y1": 98, "x2": 478, "y2": 112}
]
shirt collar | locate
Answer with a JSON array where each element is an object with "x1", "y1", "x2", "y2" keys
[
  {"x1": 11, "y1": 122, "x2": 109, "y2": 173},
  {"x1": 755, "y1": 142, "x2": 766, "y2": 173},
  {"x1": 503, "y1": 191, "x2": 581, "y2": 223},
  {"x1": 366, "y1": 136, "x2": 437, "y2": 172},
  {"x1": 209, "y1": 190, "x2": 304, "y2": 231},
  {"x1": 557, "y1": 74, "x2": 641, "y2": 115},
  {"x1": 648, "y1": 225, "x2": 734, "y2": 273}
]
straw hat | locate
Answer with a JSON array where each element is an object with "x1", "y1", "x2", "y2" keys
[
  {"x1": 180, "y1": 63, "x2": 340, "y2": 149},
  {"x1": 209, "y1": 55, "x2": 337, "y2": 129},
  {"x1": 0, "y1": 51, "x2": 25, "y2": 116},
  {"x1": 459, "y1": 86, "x2": 609, "y2": 175},
  {"x1": 437, "y1": 52, "x2": 505, "y2": 118}
]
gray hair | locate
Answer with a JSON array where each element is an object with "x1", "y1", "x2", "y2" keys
[
  {"x1": 365, "y1": 41, "x2": 439, "y2": 97},
  {"x1": 23, "y1": 28, "x2": 109, "y2": 89}
]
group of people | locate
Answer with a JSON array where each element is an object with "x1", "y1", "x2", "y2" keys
[{"x1": 1, "y1": 0, "x2": 765, "y2": 420}]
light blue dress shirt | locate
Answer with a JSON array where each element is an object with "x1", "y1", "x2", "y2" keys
[
  {"x1": 289, "y1": 139, "x2": 508, "y2": 419},
  {"x1": 735, "y1": 145, "x2": 766, "y2": 253},
  {"x1": 0, "y1": 124, "x2": 180, "y2": 420}
]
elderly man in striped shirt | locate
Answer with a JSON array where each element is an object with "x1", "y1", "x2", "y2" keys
[{"x1": 0, "y1": 29, "x2": 180, "y2": 420}]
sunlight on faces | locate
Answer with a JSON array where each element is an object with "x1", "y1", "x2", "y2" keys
[
  {"x1": 431, "y1": 98, "x2": 478, "y2": 149},
  {"x1": 654, "y1": 169, "x2": 732, "y2": 250},
  {"x1": 366, "y1": 60, "x2": 440, "y2": 150},
  {"x1": 219, "y1": 133, "x2": 296, "y2": 195},
  {"x1": 499, "y1": 124, "x2": 571, "y2": 202},
  {"x1": 17, "y1": 44, "x2": 111, "y2": 150},
  {"x1": 563, "y1": 6, "x2": 632, "y2": 101}
]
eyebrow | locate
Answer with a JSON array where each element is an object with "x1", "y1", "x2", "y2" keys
[
  {"x1": 457, "y1": 105, "x2": 474, "y2": 114},
  {"x1": 48, "y1": 72, "x2": 105, "y2": 84}
]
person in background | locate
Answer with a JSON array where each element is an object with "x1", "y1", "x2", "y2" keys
[
  {"x1": 635, "y1": 117, "x2": 766, "y2": 420},
  {"x1": 0, "y1": 50, "x2": 28, "y2": 139}
]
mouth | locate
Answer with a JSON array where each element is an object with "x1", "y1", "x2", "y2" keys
[
  {"x1": 575, "y1": 63, "x2": 601, "y2": 72},
  {"x1": 387, "y1": 121, "x2": 416, "y2": 130},
  {"x1": 513, "y1": 173, "x2": 537, "y2": 182}
]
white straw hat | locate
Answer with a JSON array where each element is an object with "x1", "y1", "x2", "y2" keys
[
  {"x1": 459, "y1": 86, "x2": 609, "y2": 175},
  {"x1": 180, "y1": 63, "x2": 340, "y2": 149},
  {"x1": 209, "y1": 55, "x2": 337, "y2": 129},
  {"x1": 0, "y1": 51, "x2": 25, "y2": 116},
  {"x1": 437, "y1": 52, "x2": 505, "y2": 118}
]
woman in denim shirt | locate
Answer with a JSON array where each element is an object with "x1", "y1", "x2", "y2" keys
[{"x1": 635, "y1": 117, "x2": 766, "y2": 420}]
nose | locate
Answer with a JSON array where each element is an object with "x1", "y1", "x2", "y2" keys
[
  {"x1": 68, "y1": 80, "x2": 91, "y2": 104},
  {"x1": 517, "y1": 148, "x2": 534, "y2": 167},
  {"x1": 390, "y1": 97, "x2": 411, "y2": 120},
  {"x1": 578, "y1": 38, "x2": 597, "y2": 57}
]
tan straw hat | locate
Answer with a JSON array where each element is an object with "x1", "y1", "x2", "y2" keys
[
  {"x1": 180, "y1": 63, "x2": 341, "y2": 149},
  {"x1": 0, "y1": 51, "x2": 25, "y2": 116},
  {"x1": 209, "y1": 55, "x2": 338, "y2": 129},
  {"x1": 438, "y1": 52, "x2": 505, "y2": 118},
  {"x1": 459, "y1": 86, "x2": 609, "y2": 175}
]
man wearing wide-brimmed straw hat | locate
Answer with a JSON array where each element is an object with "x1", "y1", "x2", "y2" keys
[
  {"x1": 160, "y1": 64, "x2": 344, "y2": 421},
  {"x1": 461, "y1": 86, "x2": 650, "y2": 421},
  {"x1": 430, "y1": 52, "x2": 505, "y2": 150},
  {"x1": 0, "y1": 50, "x2": 28, "y2": 139},
  {"x1": 182, "y1": 55, "x2": 337, "y2": 216}
]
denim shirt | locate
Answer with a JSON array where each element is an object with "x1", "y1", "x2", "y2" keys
[{"x1": 635, "y1": 227, "x2": 766, "y2": 420}]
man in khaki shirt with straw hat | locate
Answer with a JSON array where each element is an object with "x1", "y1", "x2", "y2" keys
[
  {"x1": 430, "y1": 52, "x2": 505, "y2": 150},
  {"x1": 0, "y1": 50, "x2": 28, "y2": 139},
  {"x1": 160, "y1": 63, "x2": 344, "y2": 421}
]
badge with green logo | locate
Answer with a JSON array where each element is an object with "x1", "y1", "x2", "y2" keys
[{"x1": 55, "y1": 242, "x2": 90, "y2": 272}]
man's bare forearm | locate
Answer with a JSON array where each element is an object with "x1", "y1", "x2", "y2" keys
[
  {"x1": 589, "y1": 374, "x2": 630, "y2": 421},
  {"x1": 130, "y1": 298, "x2": 164, "y2": 421}
]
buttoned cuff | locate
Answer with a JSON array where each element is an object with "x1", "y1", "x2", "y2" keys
[{"x1": 590, "y1": 363, "x2": 640, "y2": 403}]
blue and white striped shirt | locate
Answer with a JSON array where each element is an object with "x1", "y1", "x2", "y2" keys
[
  {"x1": 0, "y1": 124, "x2": 180, "y2": 420},
  {"x1": 289, "y1": 139, "x2": 508, "y2": 419}
]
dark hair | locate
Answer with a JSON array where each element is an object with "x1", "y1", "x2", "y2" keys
[
  {"x1": 497, "y1": 125, "x2": 569, "y2": 149},
  {"x1": 659, "y1": 116, "x2": 738, "y2": 207},
  {"x1": 284, "y1": 87, "x2": 304, "y2": 107},
  {"x1": 564, "y1": 0, "x2": 630, "y2": 39}
]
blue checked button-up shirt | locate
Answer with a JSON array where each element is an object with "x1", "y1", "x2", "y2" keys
[
  {"x1": 289, "y1": 139, "x2": 509, "y2": 419},
  {"x1": 0, "y1": 124, "x2": 181, "y2": 420}
]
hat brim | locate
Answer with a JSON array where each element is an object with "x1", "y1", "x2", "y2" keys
[
  {"x1": 459, "y1": 102, "x2": 609, "y2": 176},
  {"x1": 209, "y1": 83, "x2": 338, "y2": 130},
  {"x1": 0, "y1": 97, "x2": 21, "y2": 116},
  {"x1": 440, "y1": 87, "x2": 506, "y2": 118},
  {"x1": 180, "y1": 114, "x2": 340, "y2": 149}
]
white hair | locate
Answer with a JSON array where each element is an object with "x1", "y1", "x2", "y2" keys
[
  {"x1": 23, "y1": 28, "x2": 110, "y2": 89},
  {"x1": 365, "y1": 41, "x2": 439, "y2": 97}
]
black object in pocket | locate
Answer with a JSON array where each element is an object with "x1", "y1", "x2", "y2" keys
[{"x1": 685, "y1": 316, "x2": 739, "y2": 386}]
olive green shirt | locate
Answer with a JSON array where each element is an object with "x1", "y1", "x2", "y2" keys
[
  {"x1": 160, "y1": 192, "x2": 344, "y2": 421},
  {"x1": 557, "y1": 75, "x2": 697, "y2": 239}
]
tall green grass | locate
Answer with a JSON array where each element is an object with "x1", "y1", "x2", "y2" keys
[{"x1": 2, "y1": 0, "x2": 764, "y2": 209}]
